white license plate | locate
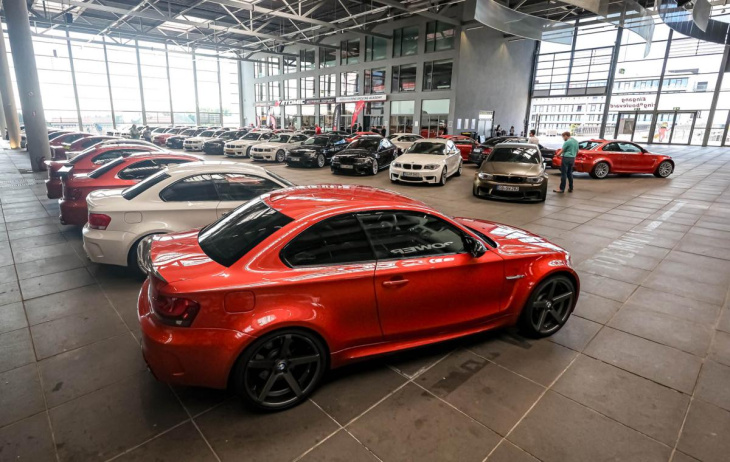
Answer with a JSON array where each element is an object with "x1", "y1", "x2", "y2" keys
[
  {"x1": 403, "y1": 172, "x2": 420, "y2": 177},
  {"x1": 288, "y1": 157, "x2": 299, "y2": 161},
  {"x1": 225, "y1": 150, "x2": 235, "y2": 154},
  {"x1": 340, "y1": 165, "x2": 353, "y2": 169},
  {"x1": 496, "y1": 185, "x2": 520, "y2": 192}
]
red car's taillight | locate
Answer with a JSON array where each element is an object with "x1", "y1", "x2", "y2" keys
[
  {"x1": 149, "y1": 283, "x2": 200, "y2": 327},
  {"x1": 88, "y1": 213, "x2": 111, "y2": 230},
  {"x1": 483, "y1": 147, "x2": 492, "y2": 155}
]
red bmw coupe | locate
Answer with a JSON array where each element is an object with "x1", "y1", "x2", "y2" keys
[
  {"x1": 49, "y1": 132, "x2": 94, "y2": 160},
  {"x1": 59, "y1": 152, "x2": 201, "y2": 226},
  {"x1": 137, "y1": 185, "x2": 579, "y2": 411},
  {"x1": 45, "y1": 144, "x2": 161, "y2": 199},
  {"x1": 438, "y1": 135, "x2": 479, "y2": 161},
  {"x1": 553, "y1": 139, "x2": 674, "y2": 179}
]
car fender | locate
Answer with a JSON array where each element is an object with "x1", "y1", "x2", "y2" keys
[{"x1": 589, "y1": 156, "x2": 615, "y2": 170}]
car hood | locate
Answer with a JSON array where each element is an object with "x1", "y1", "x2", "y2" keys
[
  {"x1": 228, "y1": 139, "x2": 261, "y2": 146},
  {"x1": 456, "y1": 218, "x2": 569, "y2": 258},
  {"x1": 290, "y1": 145, "x2": 326, "y2": 154},
  {"x1": 336, "y1": 149, "x2": 375, "y2": 158},
  {"x1": 254, "y1": 142, "x2": 288, "y2": 150},
  {"x1": 168, "y1": 135, "x2": 191, "y2": 141},
  {"x1": 187, "y1": 136, "x2": 214, "y2": 142},
  {"x1": 204, "y1": 138, "x2": 226, "y2": 144},
  {"x1": 480, "y1": 162, "x2": 543, "y2": 176},
  {"x1": 148, "y1": 230, "x2": 227, "y2": 284},
  {"x1": 396, "y1": 153, "x2": 446, "y2": 164}
]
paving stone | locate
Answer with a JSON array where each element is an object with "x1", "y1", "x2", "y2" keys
[
  {"x1": 548, "y1": 315, "x2": 602, "y2": 351},
  {"x1": 487, "y1": 441, "x2": 540, "y2": 462},
  {"x1": 678, "y1": 399, "x2": 730, "y2": 462},
  {"x1": 19, "y1": 267, "x2": 95, "y2": 300},
  {"x1": 24, "y1": 284, "x2": 114, "y2": 325},
  {"x1": 0, "y1": 412, "x2": 56, "y2": 462},
  {"x1": 298, "y1": 430, "x2": 379, "y2": 462},
  {"x1": 572, "y1": 292, "x2": 622, "y2": 324},
  {"x1": 709, "y1": 331, "x2": 730, "y2": 367},
  {"x1": 0, "y1": 301, "x2": 27, "y2": 334},
  {"x1": 0, "y1": 328, "x2": 35, "y2": 373},
  {"x1": 113, "y1": 422, "x2": 218, "y2": 462},
  {"x1": 0, "y1": 364, "x2": 45, "y2": 428}
]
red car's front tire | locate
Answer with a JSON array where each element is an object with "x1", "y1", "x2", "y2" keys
[{"x1": 518, "y1": 274, "x2": 576, "y2": 338}]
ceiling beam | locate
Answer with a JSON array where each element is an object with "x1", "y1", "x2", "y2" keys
[{"x1": 370, "y1": 0, "x2": 461, "y2": 26}]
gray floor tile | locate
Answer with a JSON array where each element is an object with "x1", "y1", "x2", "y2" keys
[
  {"x1": 0, "y1": 265, "x2": 16, "y2": 284},
  {"x1": 509, "y1": 391, "x2": 671, "y2": 462},
  {"x1": 24, "y1": 284, "x2": 114, "y2": 325},
  {"x1": 113, "y1": 422, "x2": 218, "y2": 462},
  {"x1": 678, "y1": 399, "x2": 730, "y2": 462},
  {"x1": 709, "y1": 331, "x2": 730, "y2": 367},
  {"x1": 572, "y1": 292, "x2": 622, "y2": 324},
  {"x1": 548, "y1": 315, "x2": 602, "y2": 351},
  {"x1": 12, "y1": 243, "x2": 78, "y2": 264},
  {"x1": 0, "y1": 280, "x2": 21, "y2": 306},
  {"x1": 0, "y1": 363, "x2": 45, "y2": 428},
  {"x1": 584, "y1": 328, "x2": 702, "y2": 394},
  {"x1": 0, "y1": 328, "x2": 35, "y2": 373},
  {"x1": 417, "y1": 349, "x2": 544, "y2": 436},
  {"x1": 487, "y1": 441, "x2": 540, "y2": 462},
  {"x1": 0, "y1": 412, "x2": 56, "y2": 462},
  {"x1": 348, "y1": 383, "x2": 501, "y2": 462},
  {"x1": 695, "y1": 360, "x2": 730, "y2": 412},
  {"x1": 623, "y1": 287, "x2": 721, "y2": 326},
  {"x1": 578, "y1": 272, "x2": 638, "y2": 302},
  {"x1": 298, "y1": 430, "x2": 379, "y2": 462},
  {"x1": 19, "y1": 267, "x2": 95, "y2": 300},
  {"x1": 0, "y1": 302, "x2": 27, "y2": 334},
  {"x1": 50, "y1": 372, "x2": 187, "y2": 462},
  {"x1": 15, "y1": 253, "x2": 86, "y2": 280},
  {"x1": 554, "y1": 355, "x2": 689, "y2": 445}
]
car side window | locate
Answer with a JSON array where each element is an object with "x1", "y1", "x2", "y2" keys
[
  {"x1": 333, "y1": 137, "x2": 346, "y2": 145},
  {"x1": 91, "y1": 149, "x2": 125, "y2": 164},
  {"x1": 215, "y1": 174, "x2": 281, "y2": 201},
  {"x1": 159, "y1": 174, "x2": 220, "y2": 201},
  {"x1": 117, "y1": 160, "x2": 158, "y2": 180},
  {"x1": 358, "y1": 211, "x2": 466, "y2": 259},
  {"x1": 602, "y1": 142, "x2": 621, "y2": 152},
  {"x1": 261, "y1": 133, "x2": 272, "y2": 140},
  {"x1": 281, "y1": 214, "x2": 375, "y2": 267},
  {"x1": 618, "y1": 142, "x2": 642, "y2": 153}
]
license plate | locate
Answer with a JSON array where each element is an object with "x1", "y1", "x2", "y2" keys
[
  {"x1": 496, "y1": 185, "x2": 520, "y2": 192},
  {"x1": 340, "y1": 165, "x2": 353, "y2": 169},
  {"x1": 403, "y1": 172, "x2": 420, "y2": 177},
  {"x1": 288, "y1": 157, "x2": 299, "y2": 161},
  {"x1": 225, "y1": 150, "x2": 235, "y2": 154}
]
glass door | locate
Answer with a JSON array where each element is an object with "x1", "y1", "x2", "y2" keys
[
  {"x1": 615, "y1": 112, "x2": 638, "y2": 141},
  {"x1": 670, "y1": 112, "x2": 695, "y2": 144},
  {"x1": 653, "y1": 112, "x2": 674, "y2": 144}
]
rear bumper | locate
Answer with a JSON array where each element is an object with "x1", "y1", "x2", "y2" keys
[
  {"x1": 59, "y1": 199, "x2": 88, "y2": 226},
  {"x1": 82, "y1": 226, "x2": 133, "y2": 267},
  {"x1": 138, "y1": 280, "x2": 254, "y2": 389},
  {"x1": 46, "y1": 179, "x2": 62, "y2": 199}
]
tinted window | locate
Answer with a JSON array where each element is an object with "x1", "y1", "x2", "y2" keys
[
  {"x1": 243, "y1": 133, "x2": 261, "y2": 140},
  {"x1": 122, "y1": 171, "x2": 170, "y2": 200},
  {"x1": 199, "y1": 199, "x2": 293, "y2": 267},
  {"x1": 407, "y1": 142, "x2": 445, "y2": 155},
  {"x1": 359, "y1": 211, "x2": 465, "y2": 259},
  {"x1": 579, "y1": 141, "x2": 601, "y2": 150},
  {"x1": 487, "y1": 147, "x2": 540, "y2": 164},
  {"x1": 159, "y1": 174, "x2": 220, "y2": 201},
  {"x1": 602, "y1": 142, "x2": 621, "y2": 152},
  {"x1": 349, "y1": 138, "x2": 380, "y2": 150},
  {"x1": 118, "y1": 158, "x2": 190, "y2": 181},
  {"x1": 303, "y1": 136, "x2": 329, "y2": 146},
  {"x1": 290, "y1": 135, "x2": 307, "y2": 142},
  {"x1": 270, "y1": 135, "x2": 290, "y2": 143},
  {"x1": 618, "y1": 142, "x2": 642, "y2": 153},
  {"x1": 282, "y1": 214, "x2": 374, "y2": 267},
  {"x1": 88, "y1": 157, "x2": 125, "y2": 179},
  {"x1": 91, "y1": 149, "x2": 127, "y2": 165},
  {"x1": 216, "y1": 174, "x2": 282, "y2": 201}
]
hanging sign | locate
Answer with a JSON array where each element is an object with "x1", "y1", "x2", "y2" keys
[{"x1": 336, "y1": 94, "x2": 387, "y2": 103}]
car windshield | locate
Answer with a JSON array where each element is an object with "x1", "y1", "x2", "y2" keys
[
  {"x1": 580, "y1": 141, "x2": 601, "y2": 150},
  {"x1": 487, "y1": 146, "x2": 540, "y2": 164},
  {"x1": 88, "y1": 157, "x2": 125, "y2": 179},
  {"x1": 387, "y1": 134, "x2": 398, "y2": 140},
  {"x1": 270, "y1": 135, "x2": 291, "y2": 143},
  {"x1": 303, "y1": 136, "x2": 329, "y2": 146},
  {"x1": 407, "y1": 142, "x2": 445, "y2": 155},
  {"x1": 349, "y1": 138, "x2": 380, "y2": 150},
  {"x1": 199, "y1": 131, "x2": 214, "y2": 137},
  {"x1": 243, "y1": 133, "x2": 261, "y2": 140},
  {"x1": 122, "y1": 171, "x2": 170, "y2": 200},
  {"x1": 181, "y1": 130, "x2": 196, "y2": 136},
  {"x1": 199, "y1": 199, "x2": 293, "y2": 267}
]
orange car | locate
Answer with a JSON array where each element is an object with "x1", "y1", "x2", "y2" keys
[{"x1": 553, "y1": 139, "x2": 674, "y2": 179}]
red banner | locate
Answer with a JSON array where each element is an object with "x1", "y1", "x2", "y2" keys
[{"x1": 351, "y1": 100, "x2": 366, "y2": 128}]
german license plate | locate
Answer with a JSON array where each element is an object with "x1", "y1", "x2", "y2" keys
[
  {"x1": 497, "y1": 185, "x2": 520, "y2": 192},
  {"x1": 403, "y1": 172, "x2": 420, "y2": 177},
  {"x1": 288, "y1": 157, "x2": 299, "y2": 162},
  {"x1": 340, "y1": 165, "x2": 353, "y2": 169}
]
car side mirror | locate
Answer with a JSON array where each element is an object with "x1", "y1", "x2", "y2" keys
[{"x1": 464, "y1": 236, "x2": 487, "y2": 258}]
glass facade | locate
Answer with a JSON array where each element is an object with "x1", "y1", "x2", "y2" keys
[
  {"x1": 423, "y1": 60, "x2": 453, "y2": 91},
  {"x1": 392, "y1": 64, "x2": 417, "y2": 92},
  {"x1": 393, "y1": 26, "x2": 419, "y2": 58},
  {"x1": 425, "y1": 21, "x2": 455, "y2": 53}
]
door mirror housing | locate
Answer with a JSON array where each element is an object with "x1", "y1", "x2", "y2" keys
[{"x1": 464, "y1": 235, "x2": 487, "y2": 258}]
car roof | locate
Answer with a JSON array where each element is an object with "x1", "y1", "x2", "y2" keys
[
  {"x1": 165, "y1": 160, "x2": 271, "y2": 176},
  {"x1": 96, "y1": 144, "x2": 158, "y2": 151},
  {"x1": 264, "y1": 185, "x2": 426, "y2": 219},
  {"x1": 123, "y1": 152, "x2": 202, "y2": 161},
  {"x1": 415, "y1": 138, "x2": 449, "y2": 144},
  {"x1": 494, "y1": 142, "x2": 539, "y2": 149}
]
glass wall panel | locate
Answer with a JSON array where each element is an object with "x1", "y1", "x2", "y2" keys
[
  {"x1": 425, "y1": 21, "x2": 455, "y2": 53},
  {"x1": 301, "y1": 77, "x2": 315, "y2": 98},
  {"x1": 196, "y1": 53, "x2": 221, "y2": 125},
  {"x1": 392, "y1": 64, "x2": 417, "y2": 92},
  {"x1": 365, "y1": 36, "x2": 387, "y2": 62},
  {"x1": 167, "y1": 47, "x2": 196, "y2": 124},
  {"x1": 138, "y1": 42, "x2": 171, "y2": 126},
  {"x1": 393, "y1": 26, "x2": 419, "y2": 57},
  {"x1": 364, "y1": 68, "x2": 386, "y2": 94},
  {"x1": 319, "y1": 74, "x2": 336, "y2": 98},
  {"x1": 302, "y1": 105, "x2": 315, "y2": 128},
  {"x1": 220, "y1": 58, "x2": 240, "y2": 127},
  {"x1": 106, "y1": 44, "x2": 143, "y2": 125},
  {"x1": 421, "y1": 99, "x2": 450, "y2": 137},
  {"x1": 341, "y1": 72, "x2": 360, "y2": 96},
  {"x1": 423, "y1": 60, "x2": 453, "y2": 91},
  {"x1": 320, "y1": 47, "x2": 336, "y2": 68},
  {"x1": 284, "y1": 79, "x2": 298, "y2": 100},
  {"x1": 319, "y1": 104, "x2": 335, "y2": 130},
  {"x1": 71, "y1": 40, "x2": 114, "y2": 132},
  {"x1": 390, "y1": 100, "x2": 415, "y2": 134},
  {"x1": 340, "y1": 39, "x2": 360, "y2": 65}
]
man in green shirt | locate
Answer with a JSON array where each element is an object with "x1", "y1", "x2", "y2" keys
[{"x1": 554, "y1": 131, "x2": 578, "y2": 193}]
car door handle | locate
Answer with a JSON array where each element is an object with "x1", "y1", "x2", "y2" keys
[{"x1": 382, "y1": 278, "x2": 409, "y2": 288}]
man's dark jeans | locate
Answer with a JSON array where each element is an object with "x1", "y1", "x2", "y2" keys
[{"x1": 560, "y1": 157, "x2": 575, "y2": 191}]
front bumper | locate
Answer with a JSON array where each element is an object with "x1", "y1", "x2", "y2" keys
[
  {"x1": 183, "y1": 143, "x2": 203, "y2": 151},
  {"x1": 390, "y1": 166, "x2": 441, "y2": 184},
  {"x1": 473, "y1": 179, "x2": 547, "y2": 201},
  {"x1": 59, "y1": 199, "x2": 88, "y2": 226},
  {"x1": 137, "y1": 280, "x2": 254, "y2": 389},
  {"x1": 331, "y1": 161, "x2": 372, "y2": 175},
  {"x1": 285, "y1": 154, "x2": 317, "y2": 167},
  {"x1": 224, "y1": 147, "x2": 249, "y2": 157},
  {"x1": 46, "y1": 178, "x2": 62, "y2": 199},
  {"x1": 82, "y1": 225, "x2": 134, "y2": 267},
  {"x1": 252, "y1": 150, "x2": 277, "y2": 161},
  {"x1": 203, "y1": 145, "x2": 224, "y2": 155},
  {"x1": 166, "y1": 141, "x2": 184, "y2": 149}
]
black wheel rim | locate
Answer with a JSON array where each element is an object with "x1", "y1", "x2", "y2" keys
[
  {"x1": 530, "y1": 279, "x2": 574, "y2": 334},
  {"x1": 243, "y1": 333, "x2": 322, "y2": 409}
]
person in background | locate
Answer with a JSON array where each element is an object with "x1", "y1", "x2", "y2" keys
[
  {"x1": 381, "y1": 126, "x2": 387, "y2": 137},
  {"x1": 143, "y1": 126, "x2": 152, "y2": 142},
  {"x1": 129, "y1": 124, "x2": 140, "y2": 139},
  {"x1": 554, "y1": 131, "x2": 577, "y2": 194},
  {"x1": 495, "y1": 125, "x2": 501, "y2": 137},
  {"x1": 315, "y1": 124, "x2": 322, "y2": 134},
  {"x1": 528, "y1": 129, "x2": 539, "y2": 145},
  {"x1": 509, "y1": 126, "x2": 515, "y2": 136}
]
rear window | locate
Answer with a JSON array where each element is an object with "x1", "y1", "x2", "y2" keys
[
  {"x1": 122, "y1": 171, "x2": 170, "y2": 200},
  {"x1": 199, "y1": 199, "x2": 293, "y2": 267},
  {"x1": 88, "y1": 157, "x2": 125, "y2": 179}
]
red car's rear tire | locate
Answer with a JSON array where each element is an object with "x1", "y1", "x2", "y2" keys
[{"x1": 590, "y1": 161, "x2": 610, "y2": 179}]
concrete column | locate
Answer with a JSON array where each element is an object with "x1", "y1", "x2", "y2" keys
[
  {"x1": 4, "y1": 0, "x2": 51, "y2": 169},
  {"x1": 0, "y1": 21, "x2": 21, "y2": 149}
]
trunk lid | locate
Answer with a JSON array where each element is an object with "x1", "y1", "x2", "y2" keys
[{"x1": 145, "y1": 231, "x2": 227, "y2": 283}]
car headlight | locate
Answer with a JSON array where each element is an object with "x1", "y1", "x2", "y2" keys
[
  {"x1": 424, "y1": 164, "x2": 440, "y2": 170},
  {"x1": 478, "y1": 172, "x2": 494, "y2": 180},
  {"x1": 526, "y1": 176, "x2": 544, "y2": 184},
  {"x1": 393, "y1": 162, "x2": 402, "y2": 168}
]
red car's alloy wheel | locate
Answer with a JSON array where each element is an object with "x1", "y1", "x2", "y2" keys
[
  {"x1": 520, "y1": 275, "x2": 575, "y2": 337},
  {"x1": 236, "y1": 330, "x2": 326, "y2": 411}
]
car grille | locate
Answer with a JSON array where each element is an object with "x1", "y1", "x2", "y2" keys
[
  {"x1": 336, "y1": 157, "x2": 361, "y2": 165},
  {"x1": 494, "y1": 175, "x2": 525, "y2": 183},
  {"x1": 252, "y1": 147, "x2": 270, "y2": 153},
  {"x1": 402, "y1": 164, "x2": 422, "y2": 170}
]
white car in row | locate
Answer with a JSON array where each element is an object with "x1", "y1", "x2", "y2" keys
[
  {"x1": 224, "y1": 131, "x2": 273, "y2": 158},
  {"x1": 184, "y1": 130, "x2": 218, "y2": 151},
  {"x1": 388, "y1": 133, "x2": 424, "y2": 153},
  {"x1": 390, "y1": 138, "x2": 462, "y2": 186},
  {"x1": 82, "y1": 161, "x2": 293, "y2": 273},
  {"x1": 251, "y1": 133, "x2": 309, "y2": 162}
]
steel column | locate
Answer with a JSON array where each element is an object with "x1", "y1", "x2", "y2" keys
[
  {"x1": 4, "y1": 0, "x2": 51, "y2": 169},
  {"x1": 192, "y1": 48, "x2": 200, "y2": 125},
  {"x1": 217, "y1": 55, "x2": 224, "y2": 125},
  {"x1": 65, "y1": 28, "x2": 84, "y2": 131},
  {"x1": 0, "y1": 20, "x2": 21, "y2": 149},
  {"x1": 135, "y1": 40, "x2": 147, "y2": 125},
  {"x1": 702, "y1": 45, "x2": 730, "y2": 146},
  {"x1": 164, "y1": 44, "x2": 174, "y2": 124},
  {"x1": 238, "y1": 60, "x2": 245, "y2": 126},
  {"x1": 599, "y1": 27, "x2": 623, "y2": 139},
  {"x1": 102, "y1": 37, "x2": 116, "y2": 129},
  {"x1": 0, "y1": 92, "x2": 6, "y2": 135}
]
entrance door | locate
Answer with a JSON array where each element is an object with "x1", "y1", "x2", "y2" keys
[
  {"x1": 615, "y1": 112, "x2": 637, "y2": 141},
  {"x1": 615, "y1": 111, "x2": 656, "y2": 142},
  {"x1": 670, "y1": 112, "x2": 695, "y2": 144},
  {"x1": 421, "y1": 114, "x2": 447, "y2": 138}
]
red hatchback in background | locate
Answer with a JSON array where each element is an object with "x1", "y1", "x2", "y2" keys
[
  {"x1": 45, "y1": 144, "x2": 161, "y2": 199},
  {"x1": 137, "y1": 185, "x2": 579, "y2": 411},
  {"x1": 438, "y1": 135, "x2": 479, "y2": 162},
  {"x1": 49, "y1": 132, "x2": 94, "y2": 160},
  {"x1": 59, "y1": 152, "x2": 201, "y2": 226},
  {"x1": 553, "y1": 139, "x2": 675, "y2": 179}
]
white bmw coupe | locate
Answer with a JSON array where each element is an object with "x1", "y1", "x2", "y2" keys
[{"x1": 389, "y1": 138, "x2": 462, "y2": 186}]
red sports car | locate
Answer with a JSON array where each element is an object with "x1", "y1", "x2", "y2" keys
[
  {"x1": 59, "y1": 152, "x2": 201, "y2": 226},
  {"x1": 137, "y1": 185, "x2": 579, "y2": 411},
  {"x1": 45, "y1": 144, "x2": 161, "y2": 199},
  {"x1": 553, "y1": 139, "x2": 674, "y2": 179},
  {"x1": 62, "y1": 135, "x2": 117, "y2": 159},
  {"x1": 345, "y1": 131, "x2": 380, "y2": 143},
  {"x1": 439, "y1": 135, "x2": 479, "y2": 162},
  {"x1": 152, "y1": 128, "x2": 185, "y2": 146},
  {"x1": 49, "y1": 132, "x2": 94, "y2": 160}
]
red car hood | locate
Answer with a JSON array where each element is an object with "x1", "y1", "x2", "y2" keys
[
  {"x1": 148, "y1": 230, "x2": 227, "y2": 284},
  {"x1": 455, "y1": 217, "x2": 569, "y2": 257}
]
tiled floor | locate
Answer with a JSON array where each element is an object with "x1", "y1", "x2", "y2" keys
[{"x1": 0, "y1": 142, "x2": 729, "y2": 462}]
